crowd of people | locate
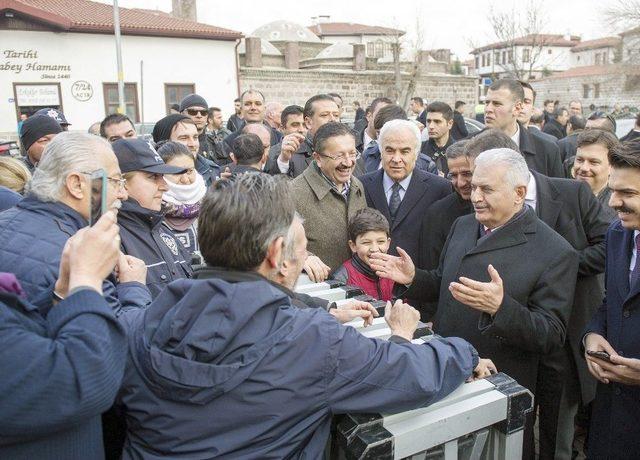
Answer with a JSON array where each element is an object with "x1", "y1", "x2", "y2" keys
[{"x1": 1, "y1": 78, "x2": 640, "y2": 460}]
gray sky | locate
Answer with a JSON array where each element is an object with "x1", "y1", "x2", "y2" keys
[{"x1": 103, "y1": 0, "x2": 615, "y2": 59}]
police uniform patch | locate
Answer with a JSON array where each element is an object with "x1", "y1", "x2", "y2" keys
[{"x1": 160, "y1": 233, "x2": 179, "y2": 256}]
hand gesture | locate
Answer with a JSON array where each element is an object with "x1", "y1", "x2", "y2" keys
[
  {"x1": 303, "y1": 254, "x2": 330, "y2": 282},
  {"x1": 449, "y1": 264, "x2": 504, "y2": 315},
  {"x1": 279, "y1": 133, "x2": 305, "y2": 162},
  {"x1": 54, "y1": 211, "x2": 121, "y2": 297},
  {"x1": 330, "y1": 300, "x2": 379, "y2": 327},
  {"x1": 469, "y1": 358, "x2": 498, "y2": 382},
  {"x1": 384, "y1": 299, "x2": 420, "y2": 342},
  {"x1": 369, "y1": 247, "x2": 416, "y2": 285},
  {"x1": 585, "y1": 333, "x2": 618, "y2": 384},
  {"x1": 116, "y1": 253, "x2": 148, "y2": 284}
]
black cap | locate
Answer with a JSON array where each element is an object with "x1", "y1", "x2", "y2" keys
[
  {"x1": 36, "y1": 107, "x2": 70, "y2": 126},
  {"x1": 20, "y1": 114, "x2": 63, "y2": 151},
  {"x1": 179, "y1": 93, "x2": 208, "y2": 112},
  {"x1": 112, "y1": 138, "x2": 187, "y2": 174}
]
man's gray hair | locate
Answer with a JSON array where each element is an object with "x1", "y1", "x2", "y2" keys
[
  {"x1": 283, "y1": 212, "x2": 304, "y2": 262},
  {"x1": 474, "y1": 148, "x2": 530, "y2": 188},
  {"x1": 26, "y1": 132, "x2": 108, "y2": 202},
  {"x1": 445, "y1": 139, "x2": 469, "y2": 160},
  {"x1": 378, "y1": 119, "x2": 421, "y2": 153},
  {"x1": 198, "y1": 173, "x2": 296, "y2": 271}
]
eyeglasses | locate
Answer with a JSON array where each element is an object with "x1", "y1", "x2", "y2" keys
[
  {"x1": 81, "y1": 171, "x2": 127, "y2": 190},
  {"x1": 107, "y1": 176, "x2": 127, "y2": 189},
  {"x1": 318, "y1": 151, "x2": 361, "y2": 162},
  {"x1": 187, "y1": 109, "x2": 208, "y2": 117}
]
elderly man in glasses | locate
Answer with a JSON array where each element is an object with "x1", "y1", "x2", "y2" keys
[
  {"x1": 360, "y1": 119, "x2": 452, "y2": 263},
  {"x1": 291, "y1": 122, "x2": 367, "y2": 274}
]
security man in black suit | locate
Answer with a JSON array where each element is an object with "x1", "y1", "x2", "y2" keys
[
  {"x1": 360, "y1": 119, "x2": 452, "y2": 263},
  {"x1": 370, "y1": 147, "x2": 579, "y2": 459},
  {"x1": 482, "y1": 79, "x2": 564, "y2": 177}
]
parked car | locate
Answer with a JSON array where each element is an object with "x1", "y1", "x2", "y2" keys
[
  {"x1": 0, "y1": 139, "x2": 20, "y2": 157},
  {"x1": 616, "y1": 117, "x2": 636, "y2": 139}
]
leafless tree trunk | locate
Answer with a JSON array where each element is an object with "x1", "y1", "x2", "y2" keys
[
  {"x1": 486, "y1": 0, "x2": 550, "y2": 80},
  {"x1": 603, "y1": 0, "x2": 640, "y2": 65}
]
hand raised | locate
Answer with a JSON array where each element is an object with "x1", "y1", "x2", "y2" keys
[{"x1": 369, "y1": 247, "x2": 415, "y2": 285}]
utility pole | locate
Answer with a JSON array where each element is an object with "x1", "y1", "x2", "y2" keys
[{"x1": 113, "y1": 0, "x2": 125, "y2": 115}]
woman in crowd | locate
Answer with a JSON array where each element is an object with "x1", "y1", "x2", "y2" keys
[
  {"x1": 0, "y1": 156, "x2": 31, "y2": 194},
  {"x1": 157, "y1": 141, "x2": 207, "y2": 260}
]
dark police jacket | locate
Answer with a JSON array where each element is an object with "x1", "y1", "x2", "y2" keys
[
  {"x1": 584, "y1": 220, "x2": 640, "y2": 459},
  {"x1": 405, "y1": 207, "x2": 579, "y2": 393},
  {"x1": 117, "y1": 274, "x2": 477, "y2": 459},
  {"x1": 195, "y1": 154, "x2": 220, "y2": 187},
  {"x1": 118, "y1": 200, "x2": 193, "y2": 299}
]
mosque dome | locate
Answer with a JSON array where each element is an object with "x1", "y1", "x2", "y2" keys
[
  {"x1": 238, "y1": 37, "x2": 282, "y2": 55},
  {"x1": 252, "y1": 20, "x2": 321, "y2": 43},
  {"x1": 314, "y1": 42, "x2": 354, "y2": 59}
]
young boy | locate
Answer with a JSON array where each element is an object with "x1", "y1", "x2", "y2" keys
[{"x1": 332, "y1": 208, "x2": 395, "y2": 301}]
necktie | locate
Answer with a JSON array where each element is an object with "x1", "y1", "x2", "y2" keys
[
  {"x1": 630, "y1": 234, "x2": 640, "y2": 288},
  {"x1": 389, "y1": 182, "x2": 401, "y2": 219}
]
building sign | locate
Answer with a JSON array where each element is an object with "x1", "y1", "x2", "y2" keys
[
  {"x1": 71, "y1": 80, "x2": 93, "y2": 102},
  {"x1": 15, "y1": 84, "x2": 60, "y2": 106},
  {"x1": 1, "y1": 49, "x2": 71, "y2": 79}
]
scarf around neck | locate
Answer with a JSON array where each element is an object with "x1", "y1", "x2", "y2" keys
[{"x1": 163, "y1": 173, "x2": 206, "y2": 230}]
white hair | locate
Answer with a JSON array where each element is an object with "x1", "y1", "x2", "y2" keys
[
  {"x1": 26, "y1": 132, "x2": 109, "y2": 202},
  {"x1": 378, "y1": 119, "x2": 421, "y2": 153},
  {"x1": 474, "y1": 148, "x2": 530, "y2": 188}
]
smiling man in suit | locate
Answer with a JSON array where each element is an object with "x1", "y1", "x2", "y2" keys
[
  {"x1": 369, "y1": 148, "x2": 579, "y2": 459},
  {"x1": 584, "y1": 142, "x2": 640, "y2": 459},
  {"x1": 359, "y1": 119, "x2": 452, "y2": 262}
]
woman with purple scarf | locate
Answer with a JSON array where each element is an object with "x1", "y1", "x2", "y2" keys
[{"x1": 157, "y1": 142, "x2": 207, "y2": 258}]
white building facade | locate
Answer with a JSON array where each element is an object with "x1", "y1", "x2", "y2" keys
[{"x1": 0, "y1": 0, "x2": 241, "y2": 138}]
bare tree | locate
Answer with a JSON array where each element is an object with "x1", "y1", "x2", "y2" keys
[
  {"x1": 603, "y1": 0, "x2": 640, "y2": 65},
  {"x1": 484, "y1": 0, "x2": 553, "y2": 80},
  {"x1": 386, "y1": 14, "x2": 426, "y2": 108}
]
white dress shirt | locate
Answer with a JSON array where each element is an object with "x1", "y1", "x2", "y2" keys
[
  {"x1": 383, "y1": 172, "x2": 412, "y2": 204},
  {"x1": 510, "y1": 123, "x2": 521, "y2": 148},
  {"x1": 630, "y1": 230, "x2": 640, "y2": 281},
  {"x1": 525, "y1": 172, "x2": 537, "y2": 211}
]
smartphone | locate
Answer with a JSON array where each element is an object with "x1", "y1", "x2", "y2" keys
[
  {"x1": 586, "y1": 350, "x2": 612, "y2": 363},
  {"x1": 89, "y1": 169, "x2": 107, "y2": 226}
]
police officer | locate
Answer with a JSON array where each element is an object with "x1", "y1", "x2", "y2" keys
[{"x1": 112, "y1": 138, "x2": 193, "y2": 298}]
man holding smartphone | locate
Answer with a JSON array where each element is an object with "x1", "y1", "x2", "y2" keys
[{"x1": 584, "y1": 142, "x2": 640, "y2": 459}]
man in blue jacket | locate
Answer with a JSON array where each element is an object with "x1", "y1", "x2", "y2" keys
[
  {"x1": 0, "y1": 132, "x2": 151, "y2": 314},
  {"x1": 118, "y1": 173, "x2": 494, "y2": 459},
  {"x1": 584, "y1": 142, "x2": 640, "y2": 459},
  {"x1": 0, "y1": 212, "x2": 127, "y2": 460}
]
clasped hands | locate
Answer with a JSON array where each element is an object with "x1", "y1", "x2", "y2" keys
[{"x1": 368, "y1": 247, "x2": 504, "y2": 315}]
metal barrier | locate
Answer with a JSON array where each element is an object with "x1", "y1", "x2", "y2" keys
[{"x1": 296, "y1": 275, "x2": 534, "y2": 460}]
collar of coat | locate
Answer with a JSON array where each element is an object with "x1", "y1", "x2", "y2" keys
[
  {"x1": 193, "y1": 266, "x2": 297, "y2": 298},
  {"x1": 302, "y1": 161, "x2": 363, "y2": 202},
  {"x1": 119, "y1": 198, "x2": 165, "y2": 229}
]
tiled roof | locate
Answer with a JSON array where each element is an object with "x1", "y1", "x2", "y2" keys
[
  {"x1": 571, "y1": 37, "x2": 621, "y2": 52},
  {"x1": 308, "y1": 22, "x2": 405, "y2": 37},
  {"x1": 537, "y1": 64, "x2": 640, "y2": 79},
  {"x1": 472, "y1": 34, "x2": 581, "y2": 54},
  {"x1": 0, "y1": 0, "x2": 242, "y2": 40}
]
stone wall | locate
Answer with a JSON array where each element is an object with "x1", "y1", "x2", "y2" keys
[
  {"x1": 239, "y1": 68, "x2": 477, "y2": 115},
  {"x1": 531, "y1": 65, "x2": 640, "y2": 110}
]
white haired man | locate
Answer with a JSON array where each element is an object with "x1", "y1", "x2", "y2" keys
[
  {"x1": 0, "y1": 132, "x2": 150, "y2": 314},
  {"x1": 369, "y1": 148, "x2": 579, "y2": 460}
]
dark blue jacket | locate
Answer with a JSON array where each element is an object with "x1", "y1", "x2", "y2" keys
[
  {"x1": 585, "y1": 220, "x2": 640, "y2": 459},
  {"x1": 0, "y1": 289, "x2": 126, "y2": 460},
  {"x1": 361, "y1": 141, "x2": 438, "y2": 175},
  {"x1": 196, "y1": 154, "x2": 220, "y2": 187},
  {"x1": 118, "y1": 276, "x2": 477, "y2": 459},
  {"x1": 118, "y1": 199, "x2": 193, "y2": 299},
  {"x1": 0, "y1": 196, "x2": 151, "y2": 314},
  {"x1": 0, "y1": 185, "x2": 21, "y2": 212}
]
